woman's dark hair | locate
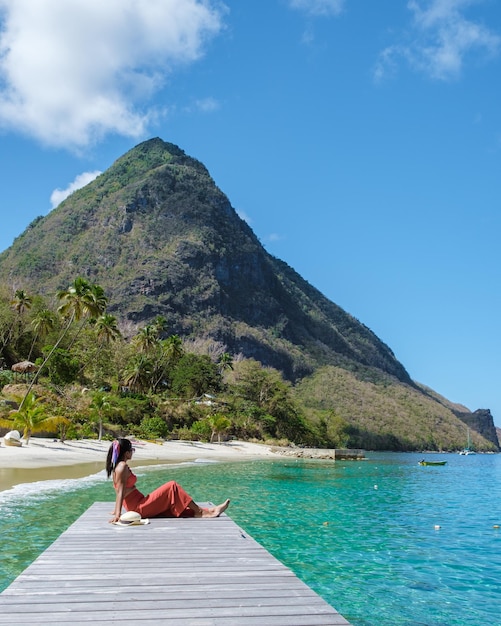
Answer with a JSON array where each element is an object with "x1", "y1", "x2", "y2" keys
[{"x1": 106, "y1": 438, "x2": 132, "y2": 477}]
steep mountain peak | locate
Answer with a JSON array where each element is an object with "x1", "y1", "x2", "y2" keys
[
  {"x1": 0, "y1": 138, "x2": 409, "y2": 383},
  {"x1": 105, "y1": 138, "x2": 200, "y2": 178}
]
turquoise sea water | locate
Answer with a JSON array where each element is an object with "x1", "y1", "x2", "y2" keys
[{"x1": 0, "y1": 451, "x2": 500, "y2": 626}]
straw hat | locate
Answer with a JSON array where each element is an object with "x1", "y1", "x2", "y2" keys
[{"x1": 113, "y1": 511, "x2": 149, "y2": 526}]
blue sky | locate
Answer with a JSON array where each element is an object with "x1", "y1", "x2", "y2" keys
[{"x1": 0, "y1": 0, "x2": 500, "y2": 425}]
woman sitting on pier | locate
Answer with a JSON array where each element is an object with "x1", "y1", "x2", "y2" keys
[{"x1": 106, "y1": 438, "x2": 230, "y2": 523}]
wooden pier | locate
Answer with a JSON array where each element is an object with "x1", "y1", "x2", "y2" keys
[{"x1": 0, "y1": 502, "x2": 351, "y2": 625}]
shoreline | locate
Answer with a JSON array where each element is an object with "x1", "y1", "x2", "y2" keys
[{"x1": 0, "y1": 437, "x2": 277, "y2": 492}]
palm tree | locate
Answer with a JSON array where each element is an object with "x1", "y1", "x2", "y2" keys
[
  {"x1": 133, "y1": 324, "x2": 159, "y2": 353},
  {"x1": 57, "y1": 278, "x2": 106, "y2": 322},
  {"x1": 163, "y1": 334, "x2": 184, "y2": 363},
  {"x1": 28, "y1": 308, "x2": 56, "y2": 361},
  {"x1": 95, "y1": 313, "x2": 121, "y2": 345},
  {"x1": 63, "y1": 282, "x2": 108, "y2": 349},
  {"x1": 10, "y1": 289, "x2": 32, "y2": 315},
  {"x1": 207, "y1": 413, "x2": 232, "y2": 443},
  {"x1": 150, "y1": 334, "x2": 184, "y2": 393},
  {"x1": 122, "y1": 354, "x2": 153, "y2": 393},
  {"x1": 88, "y1": 284, "x2": 108, "y2": 320},
  {"x1": 20, "y1": 278, "x2": 107, "y2": 409},
  {"x1": 0, "y1": 393, "x2": 70, "y2": 445},
  {"x1": 151, "y1": 315, "x2": 168, "y2": 338},
  {"x1": 4, "y1": 289, "x2": 33, "y2": 352},
  {"x1": 217, "y1": 352, "x2": 234, "y2": 375},
  {"x1": 89, "y1": 393, "x2": 110, "y2": 441}
]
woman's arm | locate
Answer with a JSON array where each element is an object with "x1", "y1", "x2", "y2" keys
[{"x1": 109, "y1": 462, "x2": 128, "y2": 523}]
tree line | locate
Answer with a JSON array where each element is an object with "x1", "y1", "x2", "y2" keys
[{"x1": 0, "y1": 279, "x2": 350, "y2": 448}]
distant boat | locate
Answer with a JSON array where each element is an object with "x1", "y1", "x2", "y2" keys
[
  {"x1": 459, "y1": 428, "x2": 476, "y2": 455},
  {"x1": 419, "y1": 460, "x2": 447, "y2": 466}
]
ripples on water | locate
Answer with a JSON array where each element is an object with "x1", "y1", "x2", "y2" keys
[{"x1": 0, "y1": 453, "x2": 500, "y2": 626}]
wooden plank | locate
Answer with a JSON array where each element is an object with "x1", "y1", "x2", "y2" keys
[{"x1": 0, "y1": 502, "x2": 351, "y2": 626}]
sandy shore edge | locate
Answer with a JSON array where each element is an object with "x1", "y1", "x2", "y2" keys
[
  {"x1": 0, "y1": 437, "x2": 277, "y2": 492},
  {"x1": 0, "y1": 437, "x2": 276, "y2": 469}
]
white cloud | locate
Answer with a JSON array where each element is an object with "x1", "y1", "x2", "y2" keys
[
  {"x1": 0, "y1": 0, "x2": 225, "y2": 149},
  {"x1": 375, "y1": 0, "x2": 500, "y2": 81},
  {"x1": 191, "y1": 97, "x2": 220, "y2": 113},
  {"x1": 50, "y1": 170, "x2": 102, "y2": 208},
  {"x1": 374, "y1": 45, "x2": 402, "y2": 83},
  {"x1": 288, "y1": 0, "x2": 344, "y2": 17},
  {"x1": 181, "y1": 96, "x2": 220, "y2": 115}
]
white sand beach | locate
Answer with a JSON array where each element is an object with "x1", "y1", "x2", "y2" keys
[
  {"x1": 0, "y1": 437, "x2": 277, "y2": 491},
  {"x1": 0, "y1": 437, "x2": 276, "y2": 469}
]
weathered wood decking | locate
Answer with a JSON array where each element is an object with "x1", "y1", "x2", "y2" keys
[{"x1": 0, "y1": 502, "x2": 351, "y2": 625}]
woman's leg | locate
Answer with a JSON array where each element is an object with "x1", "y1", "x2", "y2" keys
[
  {"x1": 188, "y1": 499, "x2": 231, "y2": 518},
  {"x1": 136, "y1": 481, "x2": 194, "y2": 518},
  {"x1": 132, "y1": 481, "x2": 230, "y2": 519}
]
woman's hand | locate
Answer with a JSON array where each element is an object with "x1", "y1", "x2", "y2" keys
[{"x1": 109, "y1": 514, "x2": 121, "y2": 524}]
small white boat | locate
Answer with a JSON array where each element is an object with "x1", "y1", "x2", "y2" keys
[{"x1": 459, "y1": 428, "x2": 476, "y2": 455}]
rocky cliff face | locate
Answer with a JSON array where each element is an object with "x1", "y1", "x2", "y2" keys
[{"x1": 453, "y1": 409, "x2": 499, "y2": 450}]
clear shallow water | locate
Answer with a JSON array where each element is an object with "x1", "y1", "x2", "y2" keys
[{"x1": 0, "y1": 452, "x2": 500, "y2": 626}]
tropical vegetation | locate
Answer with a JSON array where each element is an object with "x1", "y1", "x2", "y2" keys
[{"x1": 0, "y1": 280, "x2": 497, "y2": 451}]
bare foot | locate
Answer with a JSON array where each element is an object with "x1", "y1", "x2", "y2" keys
[{"x1": 201, "y1": 499, "x2": 230, "y2": 518}]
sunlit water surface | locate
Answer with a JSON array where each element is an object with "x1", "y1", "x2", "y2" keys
[{"x1": 0, "y1": 452, "x2": 500, "y2": 626}]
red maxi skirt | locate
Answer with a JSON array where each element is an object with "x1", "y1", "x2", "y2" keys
[{"x1": 123, "y1": 480, "x2": 195, "y2": 518}]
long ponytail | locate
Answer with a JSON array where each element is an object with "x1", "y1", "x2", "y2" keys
[{"x1": 106, "y1": 438, "x2": 132, "y2": 477}]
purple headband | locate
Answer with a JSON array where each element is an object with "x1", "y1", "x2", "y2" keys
[{"x1": 111, "y1": 440, "x2": 120, "y2": 466}]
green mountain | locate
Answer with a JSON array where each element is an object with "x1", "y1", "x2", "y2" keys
[{"x1": 0, "y1": 138, "x2": 497, "y2": 451}]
